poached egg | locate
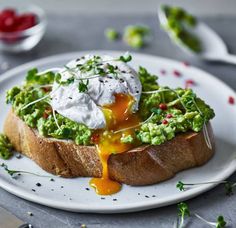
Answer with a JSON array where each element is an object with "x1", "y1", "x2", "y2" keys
[
  {"x1": 50, "y1": 54, "x2": 142, "y2": 195},
  {"x1": 50, "y1": 55, "x2": 142, "y2": 129}
]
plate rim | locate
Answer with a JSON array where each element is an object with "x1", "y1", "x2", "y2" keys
[{"x1": 0, "y1": 50, "x2": 236, "y2": 213}]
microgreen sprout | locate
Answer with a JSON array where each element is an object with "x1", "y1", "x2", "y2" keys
[
  {"x1": 119, "y1": 53, "x2": 132, "y2": 63},
  {"x1": 177, "y1": 202, "x2": 227, "y2": 228},
  {"x1": 194, "y1": 214, "x2": 227, "y2": 228},
  {"x1": 1, "y1": 163, "x2": 52, "y2": 178},
  {"x1": 216, "y1": 216, "x2": 227, "y2": 228},
  {"x1": 55, "y1": 73, "x2": 75, "y2": 86},
  {"x1": 176, "y1": 181, "x2": 185, "y2": 191},
  {"x1": 177, "y1": 202, "x2": 190, "y2": 228},
  {"x1": 78, "y1": 80, "x2": 89, "y2": 93},
  {"x1": 176, "y1": 180, "x2": 236, "y2": 196}
]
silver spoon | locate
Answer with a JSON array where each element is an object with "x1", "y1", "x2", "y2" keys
[{"x1": 158, "y1": 6, "x2": 236, "y2": 65}]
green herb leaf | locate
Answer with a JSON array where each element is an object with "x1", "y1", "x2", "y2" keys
[
  {"x1": 176, "y1": 181, "x2": 185, "y2": 191},
  {"x1": 216, "y1": 215, "x2": 227, "y2": 228},
  {"x1": 26, "y1": 68, "x2": 55, "y2": 86},
  {"x1": 1, "y1": 163, "x2": 18, "y2": 176},
  {"x1": 150, "y1": 108, "x2": 162, "y2": 115},
  {"x1": 78, "y1": 80, "x2": 89, "y2": 93},
  {"x1": 26, "y1": 68, "x2": 38, "y2": 83},
  {"x1": 119, "y1": 53, "x2": 132, "y2": 63},
  {"x1": 177, "y1": 202, "x2": 190, "y2": 228},
  {"x1": 1, "y1": 163, "x2": 53, "y2": 178},
  {"x1": 55, "y1": 73, "x2": 75, "y2": 86}
]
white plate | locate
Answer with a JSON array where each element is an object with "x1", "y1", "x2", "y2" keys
[{"x1": 0, "y1": 51, "x2": 236, "y2": 213}]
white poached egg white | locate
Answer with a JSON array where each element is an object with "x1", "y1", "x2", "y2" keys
[{"x1": 50, "y1": 55, "x2": 142, "y2": 129}]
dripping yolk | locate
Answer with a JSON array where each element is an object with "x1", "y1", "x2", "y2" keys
[{"x1": 89, "y1": 93, "x2": 140, "y2": 195}]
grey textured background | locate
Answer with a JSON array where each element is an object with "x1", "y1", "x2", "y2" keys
[
  {"x1": 4, "y1": 0, "x2": 236, "y2": 16},
  {"x1": 0, "y1": 13, "x2": 236, "y2": 228}
]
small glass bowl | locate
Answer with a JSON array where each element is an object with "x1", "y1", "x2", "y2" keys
[{"x1": 0, "y1": 4, "x2": 46, "y2": 53}]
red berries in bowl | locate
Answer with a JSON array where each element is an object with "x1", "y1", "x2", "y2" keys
[
  {"x1": 0, "y1": 8, "x2": 37, "y2": 32},
  {"x1": 0, "y1": 5, "x2": 46, "y2": 52}
]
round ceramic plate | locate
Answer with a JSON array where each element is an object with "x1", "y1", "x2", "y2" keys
[{"x1": 0, "y1": 51, "x2": 236, "y2": 213}]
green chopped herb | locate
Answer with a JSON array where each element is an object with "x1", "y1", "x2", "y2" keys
[{"x1": 78, "y1": 80, "x2": 89, "y2": 93}]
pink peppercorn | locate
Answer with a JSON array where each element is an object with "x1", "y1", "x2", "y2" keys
[
  {"x1": 182, "y1": 61, "x2": 190, "y2": 67},
  {"x1": 166, "y1": 114, "x2": 173, "y2": 118},
  {"x1": 185, "y1": 79, "x2": 195, "y2": 88},
  {"x1": 173, "y1": 70, "x2": 181, "y2": 77},
  {"x1": 160, "y1": 69, "x2": 166, "y2": 75},
  {"x1": 162, "y1": 119, "x2": 168, "y2": 125},
  {"x1": 228, "y1": 96, "x2": 235, "y2": 105},
  {"x1": 159, "y1": 103, "x2": 168, "y2": 110}
]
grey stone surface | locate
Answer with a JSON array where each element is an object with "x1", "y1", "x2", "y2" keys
[{"x1": 0, "y1": 14, "x2": 236, "y2": 228}]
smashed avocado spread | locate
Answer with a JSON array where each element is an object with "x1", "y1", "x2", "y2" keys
[
  {"x1": 6, "y1": 69, "x2": 91, "y2": 145},
  {"x1": 6, "y1": 60, "x2": 214, "y2": 147},
  {"x1": 162, "y1": 5, "x2": 202, "y2": 53},
  {"x1": 0, "y1": 134, "x2": 13, "y2": 159}
]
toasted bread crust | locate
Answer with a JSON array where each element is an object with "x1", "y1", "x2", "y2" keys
[
  {"x1": 4, "y1": 110, "x2": 102, "y2": 178},
  {"x1": 108, "y1": 123, "x2": 214, "y2": 185},
  {"x1": 4, "y1": 110, "x2": 214, "y2": 185}
]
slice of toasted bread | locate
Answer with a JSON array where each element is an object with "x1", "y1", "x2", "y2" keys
[{"x1": 4, "y1": 110, "x2": 214, "y2": 185}]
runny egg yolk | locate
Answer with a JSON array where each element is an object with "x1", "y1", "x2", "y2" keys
[{"x1": 89, "y1": 93, "x2": 140, "y2": 195}]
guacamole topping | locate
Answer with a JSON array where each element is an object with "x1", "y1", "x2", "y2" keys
[
  {"x1": 0, "y1": 134, "x2": 13, "y2": 160},
  {"x1": 6, "y1": 55, "x2": 215, "y2": 147},
  {"x1": 6, "y1": 69, "x2": 92, "y2": 145},
  {"x1": 123, "y1": 25, "x2": 150, "y2": 49},
  {"x1": 162, "y1": 5, "x2": 202, "y2": 53},
  {"x1": 105, "y1": 28, "x2": 119, "y2": 41}
]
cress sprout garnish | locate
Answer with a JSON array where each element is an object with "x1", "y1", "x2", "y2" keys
[
  {"x1": 194, "y1": 213, "x2": 227, "y2": 228},
  {"x1": 177, "y1": 202, "x2": 190, "y2": 228},
  {"x1": 177, "y1": 202, "x2": 227, "y2": 228},
  {"x1": 1, "y1": 163, "x2": 52, "y2": 178},
  {"x1": 78, "y1": 80, "x2": 89, "y2": 93},
  {"x1": 176, "y1": 180, "x2": 236, "y2": 196},
  {"x1": 20, "y1": 53, "x2": 133, "y2": 111}
]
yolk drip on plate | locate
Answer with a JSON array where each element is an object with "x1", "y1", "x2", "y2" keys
[{"x1": 89, "y1": 93, "x2": 140, "y2": 195}]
